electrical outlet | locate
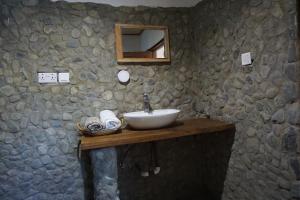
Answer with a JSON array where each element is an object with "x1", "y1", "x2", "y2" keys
[{"x1": 38, "y1": 73, "x2": 58, "y2": 83}]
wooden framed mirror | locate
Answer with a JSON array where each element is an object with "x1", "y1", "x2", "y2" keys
[{"x1": 115, "y1": 24, "x2": 170, "y2": 64}]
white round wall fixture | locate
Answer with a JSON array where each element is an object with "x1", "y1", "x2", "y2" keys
[{"x1": 117, "y1": 70, "x2": 130, "y2": 83}]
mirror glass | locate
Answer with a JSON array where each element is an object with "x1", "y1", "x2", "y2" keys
[
  {"x1": 122, "y1": 28, "x2": 166, "y2": 59},
  {"x1": 115, "y1": 24, "x2": 170, "y2": 63}
]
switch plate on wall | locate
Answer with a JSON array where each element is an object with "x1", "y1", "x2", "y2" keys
[
  {"x1": 58, "y1": 72, "x2": 70, "y2": 83},
  {"x1": 241, "y1": 52, "x2": 252, "y2": 66},
  {"x1": 38, "y1": 73, "x2": 58, "y2": 83}
]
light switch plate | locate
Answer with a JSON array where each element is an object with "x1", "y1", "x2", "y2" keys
[
  {"x1": 241, "y1": 52, "x2": 252, "y2": 66},
  {"x1": 58, "y1": 72, "x2": 70, "y2": 83},
  {"x1": 38, "y1": 73, "x2": 58, "y2": 83}
]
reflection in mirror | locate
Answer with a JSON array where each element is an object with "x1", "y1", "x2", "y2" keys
[
  {"x1": 122, "y1": 28, "x2": 166, "y2": 59},
  {"x1": 115, "y1": 24, "x2": 170, "y2": 63}
]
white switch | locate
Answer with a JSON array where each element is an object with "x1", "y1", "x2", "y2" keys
[
  {"x1": 58, "y1": 72, "x2": 70, "y2": 83},
  {"x1": 241, "y1": 52, "x2": 252, "y2": 66},
  {"x1": 38, "y1": 73, "x2": 57, "y2": 83}
]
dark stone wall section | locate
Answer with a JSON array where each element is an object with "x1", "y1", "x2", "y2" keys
[{"x1": 190, "y1": 0, "x2": 300, "y2": 199}]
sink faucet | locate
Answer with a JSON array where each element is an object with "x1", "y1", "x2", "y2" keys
[{"x1": 143, "y1": 93, "x2": 153, "y2": 113}]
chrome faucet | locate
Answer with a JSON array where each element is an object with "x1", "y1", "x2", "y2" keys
[{"x1": 143, "y1": 93, "x2": 153, "y2": 113}]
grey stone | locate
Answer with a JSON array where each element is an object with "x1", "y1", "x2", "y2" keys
[
  {"x1": 291, "y1": 181, "x2": 300, "y2": 198},
  {"x1": 66, "y1": 38, "x2": 79, "y2": 48},
  {"x1": 58, "y1": 140, "x2": 70, "y2": 153},
  {"x1": 44, "y1": 26, "x2": 55, "y2": 34},
  {"x1": 89, "y1": 37, "x2": 98, "y2": 47},
  {"x1": 253, "y1": 92, "x2": 265, "y2": 100},
  {"x1": 286, "y1": 102, "x2": 300, "y2": 125},
  {"x1": 102, "y1": 91, "x2": 113, "y2": 101},
  {"x1": 82, "y1": 24, "x2": 93, "y2": 37},
  {"x1": 31, "y1": 159, "x2": 42, "y2": 169},
  {"x1": 93, "y1": 47, "x2": 101, "y2": 56},
  {"x1": 83, "y1": 16, "x2": 97, "y2": 24},
  {"x1": 71, "y1": 3, "x2": 86, "y2": 10},
  {"x1": 87, "y1": 72, "x2": 98, "y2": 80},
  {"x1": 249, "y1": 0, "x2": 262, "y2": 7},
  {"x1": 37, "y1": 144, "x2": 48, "y2": 155},
  {"x1": 20, "y1": 117, "x2": 29, "y2": 129},
  {"x1": 42, "y1": 121, "x2": 50, "y2": 129},
  {"x1": 290, "y1": 159, "x2": 300, "y2": 180},
  {"x1": 12, "y1": 60, "x2": 20, "y2": 73},
  {"x1": 99, "y1": 38, "x2": 106, "y2": 48},
  {"x1": 12, "y1": 8, "x2": 26, "y2": 25},
  {"x1": 10, "y1": 113, "x2": 22, "y2": 120},
  {"x1": 284, "y1": 63, "x2": 299, "y2": 82},
  {"x1": 0, "y1": 85, "x2": 16, "y2": 96},
  {"x1": 71, "y1": 28, "x2": 81, "y2": 38},
  {"x1": 246, "y1": 138, "x2": 259, "y2": 153},
  {"x1": 259, "y1": 65, "x2": 271, "y2": 79},
  {"x1": 271, "y1": 3, "x2": 284, "y2": 18},
  {"x1": 0, "y1": 77, "x2": 6, "y2": 87},
  {"x1": 283, "y1": 127, "x2": 297, "y2": 152},
  {"x1": 54, "y1": 156, "x2": 68, "y2": 167},
  {"x1": 41, "y1": 155, "x2": 52, "y2": 165},
  {"x1": 0, "y1": 98, "x2": 5, "y2": 106},
  {"x1": 30, "y1": 111, "x2": 40, "y2": 126},
  {"x1": 114, "y1": 91, "x2": 124, "y2": 101},
  {"x1": 48, "y1": 146, "x2": 61, "y2": 157},
  {"x1": 266, "y1": 87, "x2": 278, "y2": 99},
  {"x1": 9, "y1": 95, "x2": 20, "y2": 103},
  {"x1": 88, "y1": 10, "x2": 98, "y2": 17},
  {"x1": 50, "y1": 120, "x2": 62, "y2": 128},
  {"x1": 51, "y1": 113, "x2": 61, "y2": 120},
  {"x1": 288, "y1": 42, "x2": 297, "y2": 63},
  {"x1": 80, "y1": 36, "x2": 89, "y2": 46},
  {"x1": 271, "y1": 109, "x2": 285, "y2": 124},
  {"x1": 16, "y1": 102, "x2": 26, "y2": 110},
  {"x1": 57, "y1": 129, "x2": 66, "y2": 139},
  {"x1": 282, "y1": 83, "x2": 298, "y2": 104},
  {"x1": 22, "y1": 0, "x2": 39, "y2": 6},
  {"x1": 63, "y1": 113, "x2": 73, "y2": 121},
  {"x1": 7, "y1": 121, "x2": 20, "y2": 133},
  {"x1": 246, "y1": 127, "x2": 256, "y2": 137},
  {"x1": 106, "y1": 33, "x2": 115, "y2": 48}
]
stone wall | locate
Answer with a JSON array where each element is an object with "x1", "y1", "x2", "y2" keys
[
  {"x1": 1, "y1": 0, "x2": 299, "y2": 199},
  {"x1": 0, "y1": 0, "x2": 194, "y2": 199},
  {"x1": 190, "y1": 0, "x2": 300, "y2": 199}
]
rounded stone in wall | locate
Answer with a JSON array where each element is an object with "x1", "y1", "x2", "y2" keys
[
  {"x1": 114, "y1": 91, "x2": 124, "y2": 101},
  {"x1": 102, "y1": 91, "x2": 113, "y2": 101},
  {"x1": 71, "y1": 28, "x2": 81, "y2": 38}
]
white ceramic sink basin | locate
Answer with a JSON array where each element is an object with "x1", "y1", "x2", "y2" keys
[{"x1": 123, "y1": 109, "x2": 180, "y2": 130}]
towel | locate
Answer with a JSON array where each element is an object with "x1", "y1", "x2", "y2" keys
[
  {"x1": 84, "y1": 117, "x2": 104, "y2": 134},
  {"x1": 99, "y1": 110, "x2": 121, "y2": 131}
]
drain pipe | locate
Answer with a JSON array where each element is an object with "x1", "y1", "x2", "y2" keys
[
  {"x1": 151, "y1": 142, "x2": 160, "y2": 175},
  {"x1": 136, "y1": 142, "x2": 160, "y2": 177},
  {"x1": 119, "y1": 142, "x2": 160, "y2": 177}
]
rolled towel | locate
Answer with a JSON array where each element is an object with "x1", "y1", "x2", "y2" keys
[
  {"x1": 84, "y1": 117, "x2": 104, "y2": 134},
  {"x1": 99, "y1": 110, "x2": 121, "y2": 131}
]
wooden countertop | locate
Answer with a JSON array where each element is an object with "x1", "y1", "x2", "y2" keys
[{"x1": 79, "y1": 118, "x2": 235, "y2": 150}]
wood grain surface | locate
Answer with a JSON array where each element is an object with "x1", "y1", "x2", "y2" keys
[{"x1": 80, "y1": 118, "x2": 235, "y2": 150}]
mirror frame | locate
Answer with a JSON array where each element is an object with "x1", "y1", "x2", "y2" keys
[{"x1": 115, "y1": 24, "x2": 171, "y2": 64}]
